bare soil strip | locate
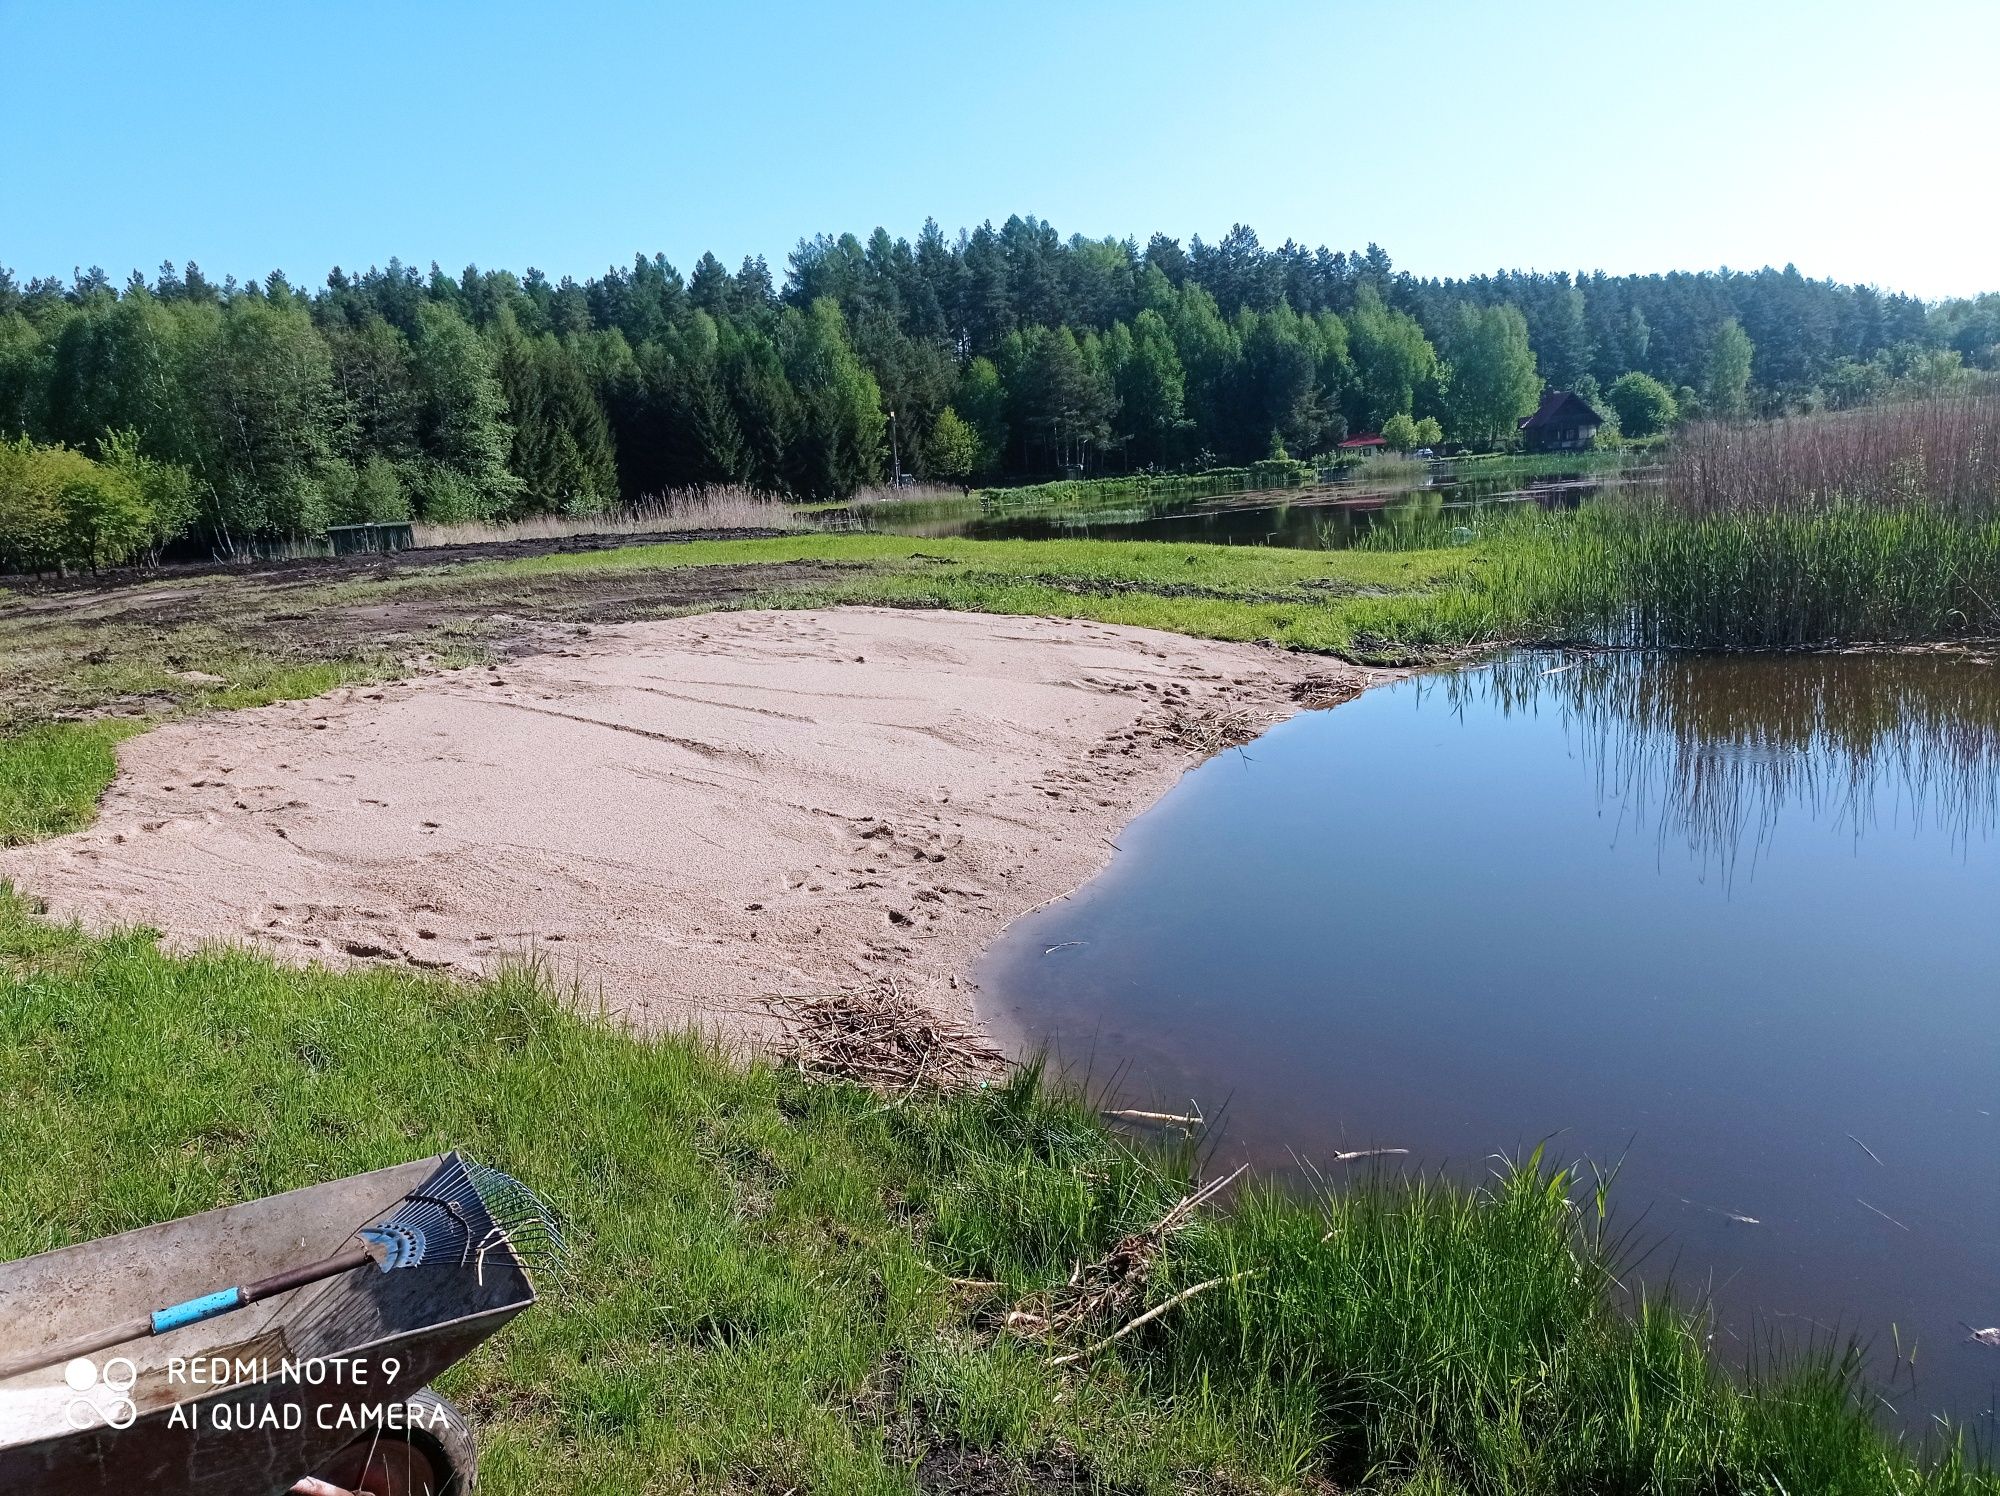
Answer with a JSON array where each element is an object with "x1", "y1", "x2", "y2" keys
[{"x1": 2, "y1": 608, "x2": 1374, "y2": 1042}]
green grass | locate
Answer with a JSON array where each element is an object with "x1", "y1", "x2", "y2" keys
[
  {"x1": 0, "y1": 657, "x2": 426, "y2": 844},
  {"x1": 439, "y1": 532, "x2": 1483, "y2": 659},
  {"x1": 0, "y1": 896, "x2": 1986, "y2": 1494},
  {"x1": 1441, "y1": 450, "x2": 1633, "y2": 478},
  {"x1": 1366, "y1": 501, "x2": 2000, "y2": 649},
  {"x1": 0, "y1": 720, "x2": 144, "y2": 844}
]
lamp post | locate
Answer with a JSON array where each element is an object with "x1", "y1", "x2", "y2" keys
[{"x1": 889, "y1": 409, "x2": 901, "y2": 486}]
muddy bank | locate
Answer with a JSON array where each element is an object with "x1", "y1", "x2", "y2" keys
[
  {"x1": 0, "y1": 525, "x2": 795, "y2": 597},
  {"x1": 1, "y1": 608, "x2": 1376, "y2": 1042}
]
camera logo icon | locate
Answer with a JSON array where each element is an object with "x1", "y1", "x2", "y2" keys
[{"x1": 62, "y1": 1356, "x2": 139, "y2": 1430}]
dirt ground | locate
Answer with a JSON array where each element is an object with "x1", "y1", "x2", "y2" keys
[
  {"x1": 0, "y1": 545, "x2": 866, "y2": 732},
  {"x1": 1, "y1": 608, "x2": 1375, "y2": 1042},
  {"x1": 1, "y1": 525, "x2": 793, "y2": 596}
]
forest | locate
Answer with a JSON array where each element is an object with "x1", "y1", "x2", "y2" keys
[{"x1": 2, "y1": 215, "x2": 1997, "y2": 566}]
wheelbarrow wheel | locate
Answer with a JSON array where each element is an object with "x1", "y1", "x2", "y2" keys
[{"x1": 299, "y1": 1388, "x2": 478, "y2": 1496}]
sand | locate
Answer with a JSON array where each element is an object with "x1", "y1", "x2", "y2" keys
[{"x1": 3, "y1": 608, "x2": 1373, "y2": 1042}]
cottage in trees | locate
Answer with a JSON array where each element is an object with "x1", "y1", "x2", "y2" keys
[{"x1": 1517, "y1": 390, "x2": 1603, "y2": 452}]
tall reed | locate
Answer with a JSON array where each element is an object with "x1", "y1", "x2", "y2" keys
[
  {"x1": 409, "y1": 486, "x2": 806, "y2": 548},
  {"x1": 1551, "y1": 501, "x2": 2000, "y2": 648},
  {"x1": 1666, "y1": 397, "x2": 2000, "y2": 516},
  {"x1": 1363, "y1": 401, "x2": 2000, "y2": 650}
]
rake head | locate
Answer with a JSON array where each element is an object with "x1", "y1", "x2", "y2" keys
[{"x1": 358, "y1": 1155, "x2": 567, "y2": 1278}]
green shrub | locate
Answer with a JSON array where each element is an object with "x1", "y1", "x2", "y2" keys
[
  {"x1": 101, "y1": 430, "x2": 200, "y2": 550},
  {"x1": 1608, "y1": 372, "x2": 1679, "y2": 438},
  {"x1": 408, "y1": 458, "x2": 494, "y2": 523},
  {"x1": 0, "y1": 436, "x2": 156, "y2": 574}
]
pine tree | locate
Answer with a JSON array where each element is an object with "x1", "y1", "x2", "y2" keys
[{"x1": 496, "y1": 317, "x2": 617, "y2": 514}]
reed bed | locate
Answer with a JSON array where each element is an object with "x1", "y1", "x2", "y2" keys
[
  {"x1": 1620, "y1": 399, "x2": 2000, "y2": 645},
  {"x1": 1358, "y1": 402, "x2": 2000, "y2": 651},
  {"x1": 836, "y1": 481, "x2": 971, "y2": 510},
  {"x1": 409, "y1": 486, "x2": 807, "y2": 547},
  {"x1": 1667, "y1": 397, "x2": 2000, "y2": 515},
  {"x1": 1491, "y1": 502, "x2": 2000, "y2": 649}
]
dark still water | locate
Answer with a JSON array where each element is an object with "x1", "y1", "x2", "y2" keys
[
  {"x1": 980, "y1": 653, "x2": 2000, "y2": 1426},
  {"x1": 851, "y1": 464, "x2": 1628, "y2": 549}
]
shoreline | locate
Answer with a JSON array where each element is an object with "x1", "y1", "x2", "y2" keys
[{"x1": 0, "y1": 607, "x2": 1383, "y2": 1045}]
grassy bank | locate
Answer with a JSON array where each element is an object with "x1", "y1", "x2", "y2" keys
[
  {"x1": 0, "y1": 895, "x2": 1987, "y2": 1493},
  {"x1": 435, "y1": 531, "x2": 1485, "y2": 658},
  {"x1": 1363, "y1": 496, "x2": 2000, "y2": 651},
  {"x1": 0, "y1": 720, "x2": 141, "y2": 844}
]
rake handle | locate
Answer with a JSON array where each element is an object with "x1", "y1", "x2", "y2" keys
[{"x1": 0, "y1": 1246, "x2": 372, "y2": 1382}]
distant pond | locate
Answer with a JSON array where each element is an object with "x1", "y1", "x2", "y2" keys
[
  {"x1": 980, "y1": 651, "x2": 2000, "y2": 1428},
  {"x1": 835, "y1": 463, "x2": 1633, "y2": 549}
]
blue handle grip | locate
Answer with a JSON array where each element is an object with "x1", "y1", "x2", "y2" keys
[{"x1": 151, "y1": 1287, "x2": 244, "y2": 1334}]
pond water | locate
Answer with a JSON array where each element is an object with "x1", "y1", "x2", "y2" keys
[
  {"x1": 841, "y1": 464, "x2": 1630, "y2": 549},
  {"x1": 980, "y1": 652, "x2": 2000, "y2": 1427}
]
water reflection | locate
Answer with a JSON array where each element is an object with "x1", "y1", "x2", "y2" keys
[
  {"x1": 981, "y1": 651, "x2": 2000, "y2": 1428},
  {"x1": 1462, "y1": 652, "x2": 2000, "y2": 877},
  {"x1": 841, "y1": 465, "x2": 1629, "y2": 550}
]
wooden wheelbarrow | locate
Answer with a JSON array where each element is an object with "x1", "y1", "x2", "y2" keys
[{"x1": 0, "y1": 1156, "x2": 550, "y2": 1494}]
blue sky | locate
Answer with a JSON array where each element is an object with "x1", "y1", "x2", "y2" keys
[{"x1": 5, "y1": 0, "x2": 1996, "y2": 300}]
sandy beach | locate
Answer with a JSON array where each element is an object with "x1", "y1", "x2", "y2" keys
[{"x1": 2, "y1": 607, "x2": 1372, "y2": 1042}]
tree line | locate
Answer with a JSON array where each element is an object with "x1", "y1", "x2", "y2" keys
[{"x1": 2, "y1": 216, "x2": 1995, "y2": 565}]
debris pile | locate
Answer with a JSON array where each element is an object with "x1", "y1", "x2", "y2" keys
[
  {"x1": 1001, "y1": 1165, "x2": 1254, "y2": 1365},
  {"x1": 774, "y1": 986, "x2": 1005, "y2": 1091}
]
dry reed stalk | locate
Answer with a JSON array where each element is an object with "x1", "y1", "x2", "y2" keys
[
  {"x1": 1663, "y1": 396, "x2": 2000, "y2": 516},
  {"x1": 839, "y1": 482, "x2": 970, "y2": 509},
  {"x1": 1102, "y1": 1106, "x2": 1204, "y2": 1129},
  {"x1": 1048, "y1": 1269, "x2": 1262, "y2": 1368},
  {"x1": 1152, "y1": 701, "x2": 1272, "y2": 755},
  {"x1": 409, "y1": 487, "x2": 808, "y2": 547},
  {"x1": 1293, "y1": 675, "x2": 1368, "y2": 711}
]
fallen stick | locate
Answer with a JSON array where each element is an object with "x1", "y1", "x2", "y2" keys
[
  {"x1": 1050, "y1": 1270, "x2": 1262, "y2": 1367},
  {"x1": 1103, "y1": 1107, "x2": 1204, "y2": 1127},
  {"x1": 1329, "y1": 1147, "x2": 1409, "y2": 1163},
  {"x1": 1856, "y1": 1197, "x2": 1911, "y2": 1231},
  {"x1": 1846, "y1": 1133, "x2": 1884, "y2": 1166}
]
